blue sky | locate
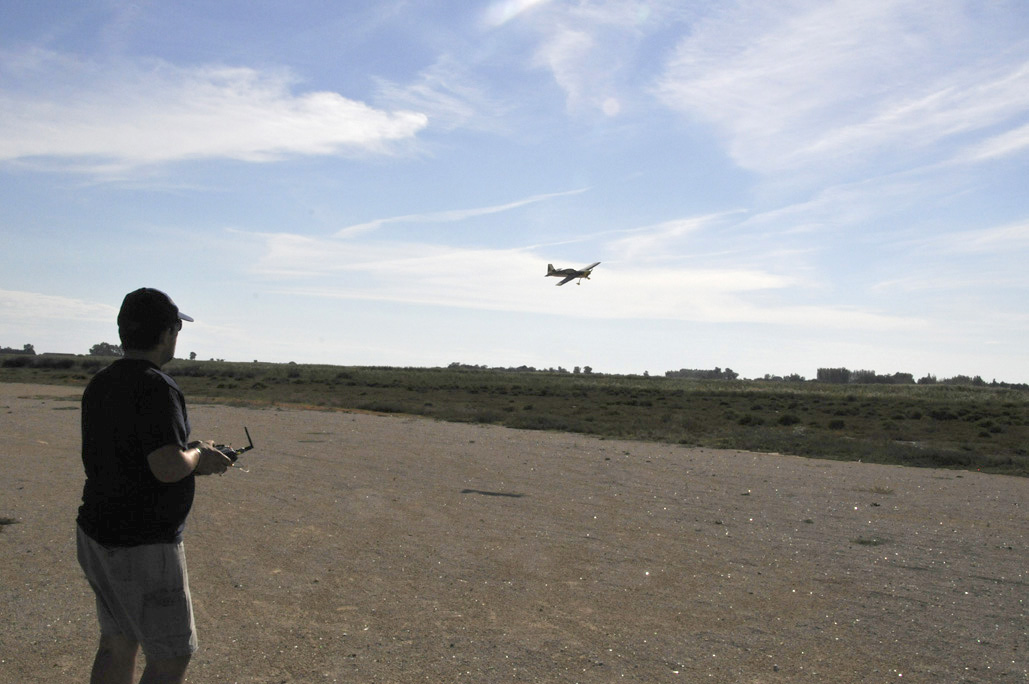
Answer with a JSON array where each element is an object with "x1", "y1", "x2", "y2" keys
[{"x1": 2, "y1": 0, "x2": 1028, "y2": 382}]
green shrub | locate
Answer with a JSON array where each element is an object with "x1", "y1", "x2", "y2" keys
[{"x1": 2, "y1": 356, "x2": 32, "y2": 368}]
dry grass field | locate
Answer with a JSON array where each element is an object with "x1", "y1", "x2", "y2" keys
[
  {"x1": 3, "y1": 358, "x2": 1028, "y2": 476},
  {"x1": 1, "y1": 382, "x2": 1026, "y2": 682}
]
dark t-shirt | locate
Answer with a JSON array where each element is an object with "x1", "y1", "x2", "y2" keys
[{"x1": 77, "y1": 358, "x2": 194, "y2": 546}]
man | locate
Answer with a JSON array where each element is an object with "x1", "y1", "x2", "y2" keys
[{"x1": 76, "y1": 288, "x2": 233, "y2": 684}]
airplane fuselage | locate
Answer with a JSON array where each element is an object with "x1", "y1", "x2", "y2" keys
[{"x1": 546, "y1": 262, "x2": 600, "y2": 285}]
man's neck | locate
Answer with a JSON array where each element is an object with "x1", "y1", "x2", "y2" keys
[{"x1": 123, "y1": 348, "x2": 165, "y2": 367}]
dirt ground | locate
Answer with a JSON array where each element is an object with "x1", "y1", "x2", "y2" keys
[{"x1": 1, "y1": 382, "x2": 1026, "y2": 683}]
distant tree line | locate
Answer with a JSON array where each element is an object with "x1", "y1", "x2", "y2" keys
[
  {"x1": 816, "y1": 368, "x2": 915, "y2": 384},
  {"x1": 89, "y1": 342, "x2": 123, "y2": 356},
  {"x1": 0, "y1": 344, "x2": 35, "y2": 355},
  {"x1": 664, "y1": 367, "x2": 739, "y2": 380},
  {"x1": 447, "y1": 362, "x2": 594, "y2": 374},
  {"x1": 3, "y1": 348, "x2": 1026, "y2": 390},
  {"x1": 760, "y1": 373, "x2": 807, "y2": 382},
  {"x1": 813, "y1": 367, "x2": 1026, "y2": 390},
  {"x1": 441, "y1": 362, "x2": 1027, "y2": 388},
  {"x1": 2, "y1": 341, "x2": 124, "y2": 356}
]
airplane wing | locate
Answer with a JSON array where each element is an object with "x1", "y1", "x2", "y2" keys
[
  {"x1": 582, "y1": 261, "x2": 601, "y2": 270},
  {"x1": 557, "y1": 275, "x2": 576, "y2": 286}
]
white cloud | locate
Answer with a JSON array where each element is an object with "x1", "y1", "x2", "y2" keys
[
  {"x1": 955, "y1": 120, "x2": 1029, "y2": 163},
  {"x1": 373, "y1": 56, "x2": 511, "y2": 134},
  {"x1": 534, "y1": 28, "x2": 597, "y2": 112},
  {"x1": 929, "y1": 220, "x2": 1029, "y2": 255},
  {"x1": 653, "y1": 0, "x2": 1029, "y2": 177},
  {"x1": 606, "y1": 212, "x2": 739, "y2": 261},
  {"x1": 0, "y1": 50, "x2": 427, "y2": 171},
  {"x1": 482, "y1": 0, "x2": 554, "y2": 28},
  {"x1": 524, "y1": 1, "x2": 685, "y2": 115},
  {"x1": 248, "y1": 228, "x2": 918, "y2": 332},
  {"x1": 741, "y1": 173, "x2": 931, "y2": 237},
  {"x1": 871, "y1": 272, "x2": 1028, "y2": 294},
  {"x1": 336, "y1": 187, "x2": 588, "y2": 237},
  {"x1": 793, "y1": 60, "x2": 1029, "y2": 168},
  {"x1": 0, "y1": 289, "x2": 116, "y2": 323}
]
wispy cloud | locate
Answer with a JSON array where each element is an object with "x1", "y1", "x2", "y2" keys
[
  {"x1": 928, "y1": 220, "x2": 1029, "y2": 255},
  {"x1": 481, "y1": 0, "x2": 554, "y2": 29},
  {"x1": 871, "y1": 272, "x2": 1029, "y2": 294},
  {"x1": 506, "y1": 1, "x2": 688, "y2": 116},
  {"x1": 336, "y1": 187, "x2": 588, "y2": 237},
  {"x1": 248, "y1": 226, "x2": 919, "y2": 332},
  {"x1": 0, "y1": 289, "x2": 116, "y2": 323},
  {"x1": 954, "y1": 120, "x2": 1029, "y2": 164},
  {"x1": 0, "y1": 50, "x2": 428, "y2": 172},
  {"x1": 740, "y1": 172, "x2": 934, "y2": 237},
  {"x1": 533, "y1": 28, "x2": 597, "y2": 113},
  {"x1": 653, "y1": 1, "x2": 1029, "y2": 178},
  {"x1": 373, "y1": 56, "x2": 511, "y2": 133},
  {"x1": 379, "y1": 2, "x2": 669, "y2": 129},
  {"x1": 605, "y1": 212, "x2": 739, "y2": 261}
]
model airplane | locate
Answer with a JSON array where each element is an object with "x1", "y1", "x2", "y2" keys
[{"x1": 546, "y1": 261, "x2": 601, "y2": 286}]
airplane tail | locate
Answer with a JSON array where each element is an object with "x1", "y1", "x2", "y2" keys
[{"x1": 546, "y1": 264, "x2": 556, "y2": 275}]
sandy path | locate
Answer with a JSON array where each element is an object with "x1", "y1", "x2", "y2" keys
[{"x1": 1, "y1": 382, "x2": 1026, "y2": 682}]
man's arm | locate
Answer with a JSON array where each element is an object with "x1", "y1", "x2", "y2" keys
[{"x1": 147, "y1": 442, "x2": 232, "y2": 483}]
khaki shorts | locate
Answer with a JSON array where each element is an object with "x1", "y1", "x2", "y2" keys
[{"x1": 76, "y1": 525, "x2": 197, "y2": 659}]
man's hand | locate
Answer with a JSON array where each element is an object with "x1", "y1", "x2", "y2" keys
[
  {"x1": 149, "y1": 442, "x2": 232, "y2": 482},
  {"x1": 192, "y1": 441, "x2": 233, "y2": 476}
]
